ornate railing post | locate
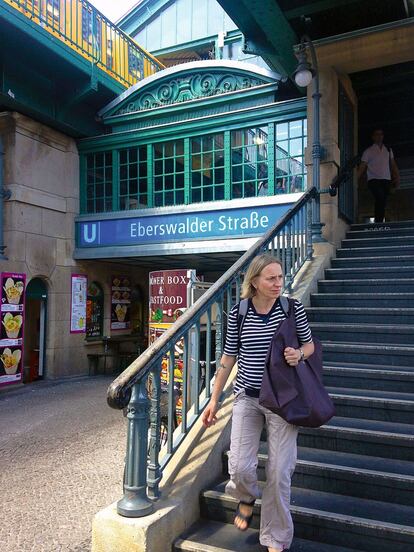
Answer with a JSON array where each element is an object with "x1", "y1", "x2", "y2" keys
[
  {"x1": 215, "y1": 295, "x2": 223, "y2": 368},
  {"x1": 117, "y1": 380, "x2": 154, "y2": 517},
  {"x1": 147, "y1": 363, "x2": 162, "y2": 500}
]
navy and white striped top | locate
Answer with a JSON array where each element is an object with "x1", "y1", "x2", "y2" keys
[{"x1": 223, "y1": 297, "x2": 313, "y2": 394}]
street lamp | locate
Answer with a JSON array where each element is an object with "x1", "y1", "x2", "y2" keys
[{"x1": 293, "y1": 36, "x2": 325, "y2": 242}]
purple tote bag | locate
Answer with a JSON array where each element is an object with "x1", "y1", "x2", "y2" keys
[{"x1": 259, "y1": 299, "x2": 335, "y2": 428}]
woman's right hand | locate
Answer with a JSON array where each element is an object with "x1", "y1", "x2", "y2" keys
[{"x1": 202, "y1": 399, "x2": 218, "y2": 428}]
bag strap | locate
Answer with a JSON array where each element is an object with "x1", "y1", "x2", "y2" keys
[
  {"x1": 279, "y1": 295, "x2": 290, "y2": 318},
  {"x1": 237, "y1": 298, "x2": 249, "y2": 348}
]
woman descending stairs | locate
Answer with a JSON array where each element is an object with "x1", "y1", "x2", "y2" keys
[{"x1": 173, "y1": 220, "x2": 414, "y2": 552}]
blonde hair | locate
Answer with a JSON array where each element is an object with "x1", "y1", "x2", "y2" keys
[{"x1": 241, "y1": 254, "x2": 283, "y2": 299}]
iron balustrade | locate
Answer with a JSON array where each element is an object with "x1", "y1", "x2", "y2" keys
[
  {"x1": 107, "y1": 186, "x2": 318, "y2": 517},
  {"x1": 2, "y1": 0, "x2": 163, "y2": 88}
]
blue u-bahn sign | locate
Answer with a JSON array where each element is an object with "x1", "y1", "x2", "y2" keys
[{"x1": 76, "y1": 199, "x2": 297, "y2": 251}]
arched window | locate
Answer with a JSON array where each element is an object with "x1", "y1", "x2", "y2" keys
[{"x1": 86, "y1": 282, "x2": 104, "y2": 339}]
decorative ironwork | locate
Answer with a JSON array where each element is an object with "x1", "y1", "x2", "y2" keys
[{"x1": 114, "y1": 72, "x2": 266, "y2": 114}]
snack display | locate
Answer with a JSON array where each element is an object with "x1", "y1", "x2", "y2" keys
[
  {"x1": 0, "y1": 348, "x2": 21, "y2": 375},
  {"x1": 1, "y1": 272, "x2": 26, "y2": 387},
  {"x1": 111, "y1": 275, "x2": 131, "y2": 330},
  {"x1": 115, "y1": 303, "x2": 127, "y2": 322},
  {"x1": 2, "y1": 313, "x2": 23, "y2": 339},
  {"x1": 3, "y1": 277, "x2": 24, "y2": 305}
]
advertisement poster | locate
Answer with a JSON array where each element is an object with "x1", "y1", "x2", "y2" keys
[
  {"x1": 70, "y1": 274, "x2": 87, "y2": 333},
  {"x1": 111, "y1": 276, "x2": 131, "y2": 330},
  {"x1": 86, "y1": 282, "x2": 104, "y2": 339},
  {"x1": 0, "y1": 272, "x2": 26, "y2": 387}
]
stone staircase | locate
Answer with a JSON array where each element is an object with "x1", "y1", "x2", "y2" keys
[{"x1": 173, "y1": 220, "x2": 414, "y2": 552}]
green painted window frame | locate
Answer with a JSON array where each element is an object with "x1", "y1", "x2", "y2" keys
[{"x1": 80, "y1": 116, "x2": 307, "y2": 214}]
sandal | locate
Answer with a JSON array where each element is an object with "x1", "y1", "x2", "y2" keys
[{"x1": 234, "y1": 499, "x2": 255, "y2": 531}]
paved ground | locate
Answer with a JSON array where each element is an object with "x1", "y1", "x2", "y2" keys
[{"x1": 0, "y1": 376, "x2": 127, "y2": 552}]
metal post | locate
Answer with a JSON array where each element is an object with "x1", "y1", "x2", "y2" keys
[
  {"x1": 300, "y1": 37, "x2": 325, "y2": 243},
  {"x1": 118, "y1": 380, "x2": 154, "y2": 517},
  {"x1": 147, "y1": 364, "x2": 162, "y2": 500}
]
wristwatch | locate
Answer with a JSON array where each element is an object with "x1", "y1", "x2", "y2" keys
[{"x1": 299, "y1": 348, "x2": 305, "y2": 361}]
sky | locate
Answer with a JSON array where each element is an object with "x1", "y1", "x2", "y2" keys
[{"x1": 89, "y1": 0, "x2": 139, "y2": 24}]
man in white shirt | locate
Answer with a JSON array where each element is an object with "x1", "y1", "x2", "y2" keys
[{"x1": 358, "y1": 129, "x2": 399, "y2": 222}]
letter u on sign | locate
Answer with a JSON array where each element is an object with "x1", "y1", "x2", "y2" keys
[{"x1": 83, "y1": 223, "x2": 97, "y2": 244}]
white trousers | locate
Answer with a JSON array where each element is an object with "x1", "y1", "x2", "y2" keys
[{"x1": 225, "y1": 388, "x2": 299, "y2": 550}]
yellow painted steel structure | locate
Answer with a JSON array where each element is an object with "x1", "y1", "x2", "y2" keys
[{"x1": 3, "y1": 0, "x2": 164, "y2": 88}]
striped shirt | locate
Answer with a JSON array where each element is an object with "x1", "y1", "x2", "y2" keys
[{"x1": 223, "y1": 297, "x2": 313, "y2": 394}]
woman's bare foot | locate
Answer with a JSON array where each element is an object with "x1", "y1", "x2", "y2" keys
[{"x1": 234, "y1": 502, "x2": 254, "y2": 530}]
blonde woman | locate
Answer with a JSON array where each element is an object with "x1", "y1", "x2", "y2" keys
[{"x1": 202, "y1": 254, "x2": 314, "y2": 552}]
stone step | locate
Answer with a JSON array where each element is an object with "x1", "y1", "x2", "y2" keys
[
  {"x1": 306, "y1": 306, "x2": 414, "y2": 324},
  {"x1": 201, "y1": 482, "x2": 414, "y2": 551},
  {"x1": 350, "y1": 220, "x2": 414, "y2": 231},
  {"x1": 325, "y1": 266, "x2": 414, "y2": 280},
  {"x1": 223, "y1": 443, "x2": 414, "y2": 506},
  {"x1": 296, "y1": 416, "x2": 414, "y2": 460},
  {"x1": 321, "y1": 341, "x2": 414, "y2": 367},
  {"x1": 323, "y1": 363, "x2": 414, "y2": 393},
  {"x1": 326, "y1": 386, "x2": 414, "y2": 423},
  {"x1": 331, "y1": 255, "x2": 414, "y2": 268},
  {"x1": 336, "y1": 244, "x2": 414, "y2": 258},
  {"x1": 341, "y1": 236, "x2": 414, "y2": 249},
  {"x1": 173, "y1": 519, "x2": 361, "y2": 552},
  {"x1": 318, "y1": 278, "x2": 414, "y2": 293},
  {"x1": 310, "y1": 322, "x2": 414, "y2": 345},
  {"x1": 310, "y1": 292, "x2": 414, "y2": 308},
  {"x1": 346, "y1": 227, "x2": 414, "y2": 239}
]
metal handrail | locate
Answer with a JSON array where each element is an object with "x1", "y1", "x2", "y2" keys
[
  {"x1": 108, "y1": 186, "x2": 318, "y2": 518},
  {"x1": 2, "y1": 0, "x2": 164, "y2": 88},
  {"x1": 329, "y1": 154, "x2": 361, "y2": 197}
]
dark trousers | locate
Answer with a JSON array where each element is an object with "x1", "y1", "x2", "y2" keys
[{"x1": 368, "y1": 179, "x2": 391, "y2": 223}]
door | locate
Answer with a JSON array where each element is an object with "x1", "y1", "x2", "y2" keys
[{"x1": 24, "y1": 278, "x2": 47, "y2": 380}]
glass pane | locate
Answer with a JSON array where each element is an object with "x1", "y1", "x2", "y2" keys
[
  {"x1": 215, "y1": 150, "x2": 224, "y2": 167},
  {"x1": 154, "y1": 160, "x2": 163, "y2": 175},
  {"x1": 175, "y1": 157, "x2": 184, "y2": 172},
  {"x1": 276, "y1": 123, "x2": 288, "y2": 140},
  {"x1": 289, "y1": 120, "x2": 302, "y2": 138},
  {"x1": 276, "y1": 142, "x2": 289, "y2": 160},
  {"x1": 154, "y1": 144, "x2": 163, "y2": 159},
  {"x1": 119, "y1": 150, "x2": 127, "y2": 164},
  {"x1": 175, "y1": 189, "x2": 184, "y2": 204},
  {"x1": 105, "y1": 152, "x2": 112, "y2": 166},
  {"x1": 139, "y1": 162, "x2": 147, "y2": 178},
  {"x1": 165, "y1": 191, "x2": 174, "y2": 205},
  {"x1": 192, "y1": 154, "x2": 201, "y2": 170},
  {"x1": 139, "y1": 178, "x2": 147, "y2": 193},
  {"x1": 165, "y1": 177, "x2": 174, "y2": 190},
  {"x1": 176, "y1": 173, "x2": 184, "y2": 188},
  {"x1": 290, "y1": 138, "x2": 303, "y2": 158},
  {"x1": 139, "y1": 146, "x2": 147, "y2": 161},
  {"x1": 164, "y1": 141, "x2": 175, "y2": 157},
  {"x1": 129, "y1": 164, "x2": 137, "y2": 179},
  {"x1": 215, "y1": 185, "x2": 225, "y2": 200},
  {"x1": 165, "y1": 158, "x2": 174, "y2": 173},
  {"x1": 120, "y1": 181, "x2": 127, "y2": 195},
  {"x1": 192, "y1": 137, "x2": 202, "y2": 153},
  {"x1": 231, "y1": 130, "x2": 243, "y2": 148},
  {"x1": 192, "y1": 188, "x2": 201, "y2": 203},
  {"x1": 130, "y1": 179, "x2": 138, "y2": 195},
  {"x1": 175, "y1": 140, "x2": 184, "y2": 156},
  {"x1": 202, "y1": 152, "x2": 213, "y2": 170},
  {"x1": 203, "y1": 135, "x2": 213, "y2": 151},
  {"x1": 192, "y1": 172, "x2": 202, "y2": 186},
  {"x1": 129, "y1": 148, "x2": 138, "y2": 163},
  {"x1": 154, "y1": 177, "x2": 163, "y2": 191},
  {"x1": 154, "y1": 193, "x2": 163, "y2": 206}
]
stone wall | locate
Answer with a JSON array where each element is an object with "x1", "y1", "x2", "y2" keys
[{"x1": 0, "y1": 112, "x2": 147, "y2": 380}]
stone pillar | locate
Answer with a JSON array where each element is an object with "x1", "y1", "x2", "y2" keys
[{"x1": 306, "y1": 66, "x2": 357, "y2": 245}]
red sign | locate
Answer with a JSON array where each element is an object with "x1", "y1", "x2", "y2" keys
[
  {"x1": 0, "y1": 272, "x2": 26, "y2": 387},
  {"x1": 149, "y1": 269, "x2": 192, "y2": 324}
]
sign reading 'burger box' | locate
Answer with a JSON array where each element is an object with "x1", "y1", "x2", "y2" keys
[
  {"x1": 0, "y1": 272, "x2": 26, "y2": 387},
  {"x1": 149, "y1": 269, "x2": 194, "y2": 325}
]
